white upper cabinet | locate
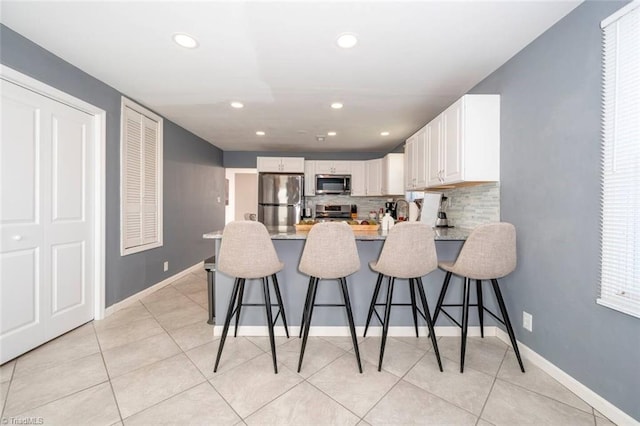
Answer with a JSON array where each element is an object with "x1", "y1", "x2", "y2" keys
[
  {"x1": 409, "y1": 94, "x2": 500, "y2": 189},
  {"x1": 304, "y1": 160, "x2": 316, "y2": 196},
  {"x1": 256, "y1": 156, "x2": 305, "y2": 173},
  {"x1": 315, "y1": 160, "x2": 351, "y2": 174},
  {"x1": 365, "y1": 159, "x2": 382, "y2": 196},
  {"x1": 381, "y1": 153, "x2": 404, "y2": 195},
  {"x1": 350, "y1": 161, "x2": 366, "y2": 196}
]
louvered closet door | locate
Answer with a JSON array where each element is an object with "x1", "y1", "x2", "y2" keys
[{"x1": 0, "y1": 80, "x2": 95, "y2": 363}]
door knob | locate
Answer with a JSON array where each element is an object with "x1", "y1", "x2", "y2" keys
[{"x1": 12, "y1": 235, "x2": 23, "y2": 241}]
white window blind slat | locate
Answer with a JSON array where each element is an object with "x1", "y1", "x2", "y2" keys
[
  {"x1": 599, "y1": 3, "x2": 640, "y2": 318},
  {"x1": 120, "y1": 98, "x2": 163, "y2": 255}
]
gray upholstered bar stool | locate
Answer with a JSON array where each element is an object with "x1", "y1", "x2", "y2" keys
[
  {"x1": 214, "y1": 221, "x2": 289, "y2": 374},
  {"x1": 298, "y1": 222, "x2": 363, "y2": 373},
  {"x1": 363, "y1": 222, "x2": 443, "y2": 372},
  {"x1": 432, "y1": 222, "x2": 525, "y2": 373}
]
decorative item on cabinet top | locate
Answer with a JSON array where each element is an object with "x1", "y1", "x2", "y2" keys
[{"x1": 405, "y1": 94, "x2": 500, "y2": 190}]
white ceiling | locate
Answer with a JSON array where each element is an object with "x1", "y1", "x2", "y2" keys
[{"x1": 1, "y1": 1, "x2": 581, "y2": 152}]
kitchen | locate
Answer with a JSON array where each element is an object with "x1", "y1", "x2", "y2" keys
[{"x1": 1, "y1": 1, "x2": 639, "y2": 425}]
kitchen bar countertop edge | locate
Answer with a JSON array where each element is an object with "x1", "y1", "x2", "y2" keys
[{"x1": 203, "y1": 226, "x2": 470, "y2": 241}]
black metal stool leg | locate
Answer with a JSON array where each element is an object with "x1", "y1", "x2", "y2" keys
[
  {"x1": 415, "y1": 277, "x2": 443, "y2": 372},
  {"x1": 233, "y1": 279, "x2": 246, "y2": 337},
  {"x1": 299, "y1": 276, "x2": 314, "y2": 338},
  {"x1": 214, "y1": 278, "x2": 241, "y2": 372},
  {"x1": 378, "y1": 276, "x2": 395, "y2": 372},
  {"x1": 477, "y1": 279, "x2": 484, "y2": 338},
  {"x1": 491, "y1": 279, "x2": 525, "y2": 373},
  {"x1": 271, "y1": 273, "x2": 290, "y2": 338},
  {"x1": 298, "y1": 277, "x2": 319, "y2": 373},
  {"x1": 364, "y1": 273, "x2": 384, "y2": 337},
  {"x1": 433, "y1": 271, "x2": 452, "y2": 325},
  {"x1": 207, "y1": 269, "x2": 215, "y2": 325},
  {"x1": 409, "y1": 278, "x2": 419, "y2": 338},
  {"x1": 339, "y1": 277, "x2": 363, "y2": 373},
  {"x1": 460, "y1": 277, "x2": 471, "y2": 373},
  {"x1": 262, "y1": 277, "x2": 278, "y2": 374}
]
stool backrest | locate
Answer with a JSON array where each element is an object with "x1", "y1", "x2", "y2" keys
[
  {"x1": 453, "y1": 222, "x2": 516, "y2": 279},
  {"x1": 299, "y1": 222, "x2": 360, "y2": 279},
  {"x1": 218, "y1": 221, "x2": 281, "y2": 279},
  {"x1": 374, "y1": 222, "x2": 437, "y2": 278}
]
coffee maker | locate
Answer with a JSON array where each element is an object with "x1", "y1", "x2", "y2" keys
[{"x1": 384, "y1": 201, "x2": 397, "y2": 219}]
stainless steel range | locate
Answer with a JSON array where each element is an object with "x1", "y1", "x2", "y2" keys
[{"x1": 315, "y1": 204, "x2": 352, "y2": 221}]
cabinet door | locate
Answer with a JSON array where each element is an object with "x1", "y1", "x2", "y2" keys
[
  {"x1": 280, "y1": 157, "x2": 305, "y2": 173},
  {"x1": 383, "y1": 153, "x2": 404, "y2": 195},
  {"x1": 443, "y1": 100, "x2": 463, "y2": 183},
  {"x1": 256, "y1": 157, "x2": 283, "y2": 172},
  {"x1": 404, "y1": 137, "x2": 415, "y2": 190},
  {"x1": 332, "y1": 161, "x2": 351, "y2": 174},
  {"x1": 350, "y1": 161, "x2": 366, "y2": 196},
  {"x1": 415, "y1": 129, "x2": 427, "y2": 188},
  {"x1": 366, "y1": 159, "x2": 382, "y2": 196},
  {"x1": 427, "y1": 116, "x2": 443, "y2": 186},
  {"x1": 304, "y1": 161, "x2": 315, "y2": 196},
  {"x1": 314, "y1": 160, "x2": 333, "y2": 174}
]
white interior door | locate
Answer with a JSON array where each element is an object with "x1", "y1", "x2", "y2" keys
[{"x1": 1, "y1": 80, "x2": 95, "y2": 363}]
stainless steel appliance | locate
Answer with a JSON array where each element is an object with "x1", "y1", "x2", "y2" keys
[
  {"x1": 315, "y1": 174, "x2": 351, "y2": 195},
  {"x1": 315, "y1": 204, "x2": 352, "y2": 221},
  {"x1": 258, "y1": 173, "x2": 303, "y2": 230},
  {"x1": 435, "y1": 195, "x2": 450, "y2": 227}
]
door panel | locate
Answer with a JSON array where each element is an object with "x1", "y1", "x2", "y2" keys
[
  {"x1": 0, "y1": 248, "x2": 39, "y2": 335},
  {"x1": 52, "y1": 241, "x2": 85, "y2": 314},
  {"x1": 52, "y1": 115, "x2": 86, "y2": 222}
]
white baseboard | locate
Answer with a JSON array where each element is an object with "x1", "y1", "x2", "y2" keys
[
  {"x1": 495, "y1": 329, "x2": 638, "y2": 426},
  {"x1": 103, "y1": 261, "x2": 204, "y2": 317}
]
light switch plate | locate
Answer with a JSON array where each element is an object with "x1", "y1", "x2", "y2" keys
[
  {"x1": 163, "y1": 261, "x2": 169, "y2": 272},
  {"x1": 523, "y1": 311, "x2": 533, "y2": 332}
]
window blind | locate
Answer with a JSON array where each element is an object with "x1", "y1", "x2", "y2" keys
[
  {"x1": 121, "y1": 98, "x2": 163, "y2": 256},
  {"x1": 599, "y1": 1, "x2": 640, "y2": 318}
]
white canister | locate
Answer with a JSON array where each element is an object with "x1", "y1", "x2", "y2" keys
[
  {"x1": 381, "y1": 212, "x2": 395, "y2": 231},
  {"x1": 409, "y1": 202, "x2": 420, "y2": 221}
]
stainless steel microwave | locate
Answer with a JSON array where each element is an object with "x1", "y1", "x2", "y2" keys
[{"x1": 315, "y1": 174, "x2": 351, "y2": 195}]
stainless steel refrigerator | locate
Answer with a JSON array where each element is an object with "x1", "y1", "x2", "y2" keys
[{"x1": 257, "y1": 173, "x2": 303, "y2": 230}]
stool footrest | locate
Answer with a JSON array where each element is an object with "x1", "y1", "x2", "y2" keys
[{"x1": 313, "y1": 303, "x2": 346, "y2": 307}]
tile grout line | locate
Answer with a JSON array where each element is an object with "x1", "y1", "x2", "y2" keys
[
  {"x1": 475, "y1": 346, "x2": 508, "y2": 425},
  {"x1": 92, "y1": 321, "x2": 125, "y2": 424},
  {"x1": 1, "y1": 359, "x2": 17, "y2": 420}
]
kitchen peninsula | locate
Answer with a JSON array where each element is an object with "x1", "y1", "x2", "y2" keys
[{"x1": 203, "y1": 227, "x2": 470, "y2": 334}]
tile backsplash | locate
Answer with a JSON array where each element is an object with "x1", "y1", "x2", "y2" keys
[
  {"x1": 437, "y1": 182, "x2": 500, "y2": 228},
  {"x1": 306, "y1": 182, "x2": 500, "y2": 228}
]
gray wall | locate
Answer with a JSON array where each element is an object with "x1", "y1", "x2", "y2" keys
[
  {"x1": 223, "y1": 151, "x2": 387, "y2": 168},
  {"x1": 0, "y1": 25, "x2": 226, "y2": 306},
  {"x1": 469, "y1": 2, "x2": 639, "y2": 420}
]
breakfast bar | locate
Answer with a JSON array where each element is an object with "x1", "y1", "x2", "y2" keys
[{"x1": 203, "y1": 227, "x2": 473, "y2": 334}]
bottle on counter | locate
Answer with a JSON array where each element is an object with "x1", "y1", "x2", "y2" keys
[
  {"x1": 382, "y1": 212, "x2": 395, "y2": 231},
  {"x1": 351, "y1": 204, "x2": 358, "y2": 220},
  {"x1": 378, "y1": 208, "x2": 384, "y2": 221}
]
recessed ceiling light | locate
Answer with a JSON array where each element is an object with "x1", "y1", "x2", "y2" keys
[
  {"x1": 327, "y1": 131, "x2": 337, "y2": 136},
  {"x1": 230, "y1": 102, "x2": 244, "y2": 109},
  {"x1": 336, "y1": 33, "x2": 358, "y2": 49},
  {"x1": 331, "y1": 102, "x2": 343, "y2": 109},
  {"x1": 256, "y1": 131, "x2": 266, "y2": 136},
  {"x1": 173, "y1": 33, "x2": 199, "y2": 49},
  {"x1": 380, "y1": 131, "x2": 390, "y2": 136}
]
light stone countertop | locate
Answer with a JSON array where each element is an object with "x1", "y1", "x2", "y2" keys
[{"x1": 202, "y1": 226, "x2": 469, "y2": 241}]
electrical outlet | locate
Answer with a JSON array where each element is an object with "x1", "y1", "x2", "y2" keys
[
  {"x1": 523, "y1": 311, "x2": 533, "y2": 332},
  {"x1": 163, "y1": 261, "x2": 169, "y2": 272}
]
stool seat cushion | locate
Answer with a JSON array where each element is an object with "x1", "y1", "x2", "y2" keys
[
  {"x1": 299, "y1": 222, "x2": 360, "y2": 279},
  {"x1": 369, "y1": 222, "x2": 437, "y2": 279},
  {"x1": 439, "y1": 222, "x2": 516, "y2": 280},
  {"x1": 218, "y1": 221, "x2": 284, "y2": 279}
]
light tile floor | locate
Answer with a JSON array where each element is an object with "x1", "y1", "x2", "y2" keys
[{"x1": 0, "y1": 271, "x2": 617, "y2": 425}]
